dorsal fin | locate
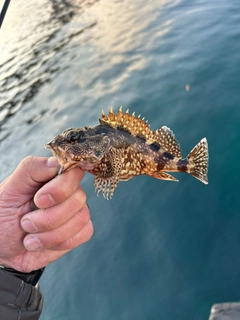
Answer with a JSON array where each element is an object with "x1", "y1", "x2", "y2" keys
[
  {"x1": 99, "y1": 107, "x2": 154, "y2": 140},
  {"x1": 154, "y1": 126, "x2": 182, "y2": 158}
]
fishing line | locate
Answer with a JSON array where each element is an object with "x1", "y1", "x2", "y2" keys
[{"x1": 0, "y1": 0, "x2": 11, "y2": 28}]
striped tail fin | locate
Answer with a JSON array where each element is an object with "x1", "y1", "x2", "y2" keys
[{"x1": 187, "y1": 138, "x2": 209, "y2": 184}]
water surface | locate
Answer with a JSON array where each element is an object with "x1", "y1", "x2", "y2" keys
[{"x1": 1, "y1": 0, "x2": 240, "y2": 319}]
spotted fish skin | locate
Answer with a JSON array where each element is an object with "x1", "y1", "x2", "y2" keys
[{"x1": 45, "y1": 107, "x2": 209, "y2": 199}]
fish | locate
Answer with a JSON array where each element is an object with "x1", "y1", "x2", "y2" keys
[{"x1": 45, "y1": 107, "x2": 209, "y2": 199}]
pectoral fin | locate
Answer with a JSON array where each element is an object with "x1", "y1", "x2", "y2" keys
[{"x1": 94, "y1": 148, "x2": 122, "y2": 199}]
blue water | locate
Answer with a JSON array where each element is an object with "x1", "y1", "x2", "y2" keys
[{"x1": 1, "y1": 0, "x2": 240, "y2": 319}]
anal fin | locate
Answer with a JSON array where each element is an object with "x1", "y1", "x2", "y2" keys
[{"x1": 149, "y1": 171, "x2": 179, "y2": 182}]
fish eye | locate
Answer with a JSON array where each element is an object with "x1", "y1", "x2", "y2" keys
[
  {"x1": 62, "y1": 128, "x2": 75, "y2": 134},
  {"x1": 66, "y1": 130, "x2": 80, "y2": 142}
]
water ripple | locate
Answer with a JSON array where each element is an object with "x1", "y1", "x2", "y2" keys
[{"x1": 0, "y1": 0, "x2": 97, "y2": 128}]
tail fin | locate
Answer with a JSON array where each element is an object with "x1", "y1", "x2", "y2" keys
[{"x1": 187, "y1": 138, "x2": 209, "y2": 184}]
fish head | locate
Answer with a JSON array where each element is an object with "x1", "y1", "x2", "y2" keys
[{"x1": 45, "y1": 126, "x2": 110, "y2": 173}]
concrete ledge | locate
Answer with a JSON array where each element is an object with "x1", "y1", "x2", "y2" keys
[{"x1": 209, "y1": 303, "x2": 240, "y2": 320}]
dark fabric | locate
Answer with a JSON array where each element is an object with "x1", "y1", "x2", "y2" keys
[{"x1": 0, "y1": 269, "x2": 43, "y2": 320}]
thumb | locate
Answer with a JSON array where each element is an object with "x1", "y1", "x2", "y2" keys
[{"x1": 2, "y1": 156, "x2": 60, "y2": 205}]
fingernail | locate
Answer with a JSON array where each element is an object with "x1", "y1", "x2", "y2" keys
[
  {"x1": 37, "y1": 194, "x2": 54, "y2": 208},
  {"x1": 46, "y1": 157, "x2": 59, "y2": 168},
  {"x1": 25, "y1": 237, "x2": 42, "y2": 251},
  {"x1": 21, "y1": 220, "x2": 37, "y2": 233}
]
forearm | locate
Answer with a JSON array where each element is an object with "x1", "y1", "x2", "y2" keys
[{"x1": 0, "y1": 269, "x2": 43, "y2": 320}]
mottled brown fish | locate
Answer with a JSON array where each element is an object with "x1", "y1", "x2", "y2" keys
[{"x1": 45, "y1": 107, "x2": 209, "y2": 199}]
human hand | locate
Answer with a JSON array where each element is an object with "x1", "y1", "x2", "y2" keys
[{"x1": 0, "y1": 156, "x2": 93, "y2": 273}]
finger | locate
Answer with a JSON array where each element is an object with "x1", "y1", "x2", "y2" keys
[
  {"x1": 23, "y1": 205, "x2": 91, "y2": 251},
  {"x1": 21, "y1": 221, "x2": 93, "y2": 268},
  {"x1": 50, "y1": 220, "x2": 94, "y2": 251},
  {"x1": 34, "y1": 166, "x2": 84, "y2": 209},
  {"x1": 2, "y1": 156, "x2": 60, "y2": 207},
  {"x1": 21, "y1": 190, "x2": 87, "y2": 233}
]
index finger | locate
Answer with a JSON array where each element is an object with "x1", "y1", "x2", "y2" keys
[
  {"x1": 34, "y1": 167, "x2": 85, "y2": 208},
  {"x1": 0, "y1": 156, "x2": 60, "y2": 207}
]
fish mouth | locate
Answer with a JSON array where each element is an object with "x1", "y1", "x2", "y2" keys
[
  {"x1": 45, "y1": 143, "x2": 75, "y2": 173},
  {"x1": 45, "y1": 142, "x2": 100, "y2": 174}
]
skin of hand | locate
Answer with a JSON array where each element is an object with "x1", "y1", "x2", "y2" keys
[{"x1": 0, "y1": 156, "x2": 93, "y2": 273}]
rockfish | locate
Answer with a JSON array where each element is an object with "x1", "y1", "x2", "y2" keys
[{"x1": 45, "y1": 107, "x2": 209, "y2": 199}]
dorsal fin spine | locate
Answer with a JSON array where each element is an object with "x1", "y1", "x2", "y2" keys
[{"x1": 100, "y1": 108, "x2": 153, "y2": 139}]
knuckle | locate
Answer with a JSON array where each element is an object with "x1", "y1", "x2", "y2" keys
[
  {"x1": 21, "y1": 155, "x2": 36, "y2": 172},
  {"x1": 24, "y1": 155, "x2": 36, "y2": 165},
  {"x1": 28, "y1": 208, "x2": 54, "y2": 232},
  {"x1": 64, "y1": 237, "x2": 75, "y2": 250},
  {"x1": 65, "y1": 220, "x2": 93, "y2": 249},
  {"x1": 83, "y1": 220, "x2": 94, "y2": 241},
  {"x1": 75, "y1": 187, "x2": 87, "y2": 206},
  {"x1": 71, "y1": 189, "x2": 86, "y2": 210},
  {"x1": 41, "y1": 210, "x2": 55, "y2": 230},
  {"x1": 77, "y1": 206, "x2": 90, "y2": 225},
  {"x1": 49, "y1": 228, "x2": 64, "y2": 247},
  {"x1": 57, "y1": 179, "x2": 69, "y2": 198},
  {"x1": 51, "y1": 220, "x2": 94, "y2": 251}
]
